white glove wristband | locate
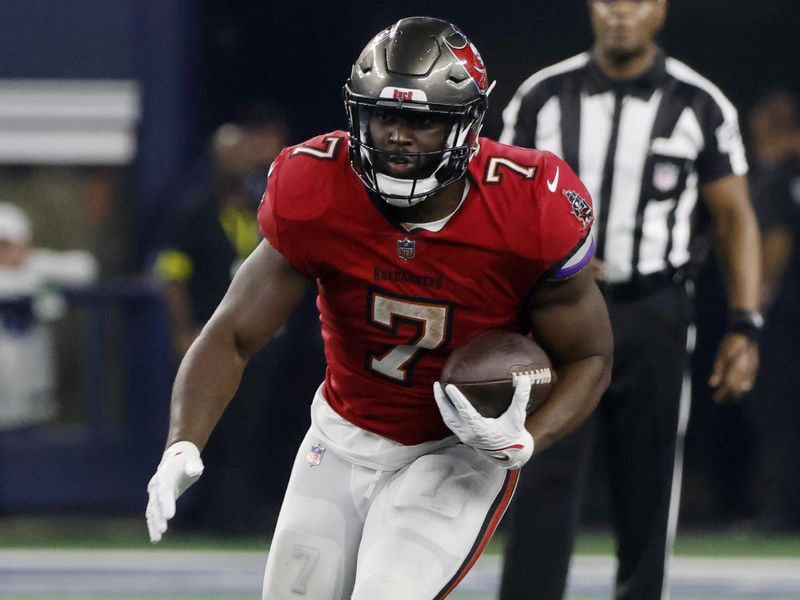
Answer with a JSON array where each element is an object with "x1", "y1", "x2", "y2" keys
[{"x1": 159, "y1": 440, "x2": 202, "y2": 468}]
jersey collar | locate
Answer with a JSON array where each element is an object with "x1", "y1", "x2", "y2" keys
[{"x1": 584, "y1": 48, "x2": 667, "y2": 100}]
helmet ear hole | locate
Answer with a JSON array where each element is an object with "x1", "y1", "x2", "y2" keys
[
  {"x1": 447, "y1": 72, "x2": 469, "y2": 85},
  {"x1": 358, "y1": 52, "x2": 374, "y2": 74}
]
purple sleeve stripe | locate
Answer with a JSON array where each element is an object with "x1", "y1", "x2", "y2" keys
[{"x1": 550, "y1": 236, "x2": 595, "y2": 281}]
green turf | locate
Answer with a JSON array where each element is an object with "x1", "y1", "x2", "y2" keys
[
  {"x1": 0, "y1": 517, "x2": 269, "y2": 551},
  {"x1": 2, "y1": 517, "x2": 800, "y2": 558},
  {"x1": 575, "y1": 529, "x2": 800, "y2": 557}
]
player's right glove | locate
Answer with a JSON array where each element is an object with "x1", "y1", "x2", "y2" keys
[
  {"x1": 145, "y1": 441, "x2": 204, "y2": 543},
  {"x1": 434, "y1": 375, "x2": 534, "y2": 470}
]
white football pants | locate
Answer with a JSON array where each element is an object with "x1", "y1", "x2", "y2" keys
[{"x1": 262, "y1": 428, "x2": 517, "y2": 599}]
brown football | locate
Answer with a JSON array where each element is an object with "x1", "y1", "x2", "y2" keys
[{"x1": 440, "y1": 330, "x2": 555, "y2": 418}]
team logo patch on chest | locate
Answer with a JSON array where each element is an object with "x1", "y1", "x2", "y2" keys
[
  {"x1": 305, "y1": 443, "x2": 326, "y2": 467},
  {"x1": 396, "y1": 238, "x2": 416, "y2": 261},
  {"x1": 562, "y1": 190, "x2": 594, "y2": 230}
]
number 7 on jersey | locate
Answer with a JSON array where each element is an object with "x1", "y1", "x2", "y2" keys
[{"x1": 367, "y1": 289, "x2": 454, "y2": 385}]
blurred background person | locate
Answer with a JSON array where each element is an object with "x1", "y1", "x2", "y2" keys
[
  {"x1": 150, "y1": 107, "x2": 325, "y2": 535},
  {"x1": 0, "y1": 202, "x2": 97, "y2": 429},
  {"x1": 689, "y1": 90, "x2": 800, "y2": 533},
  {"x1": 747, "y1": 89, "x2": 800, "y2": 531},
  {"x1": 153, "y1": 109, "x2": 288, "y2": 358}
]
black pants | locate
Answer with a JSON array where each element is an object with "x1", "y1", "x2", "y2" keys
[{"x1": 500, "y1": 282, "x2": 692, "y2": 600}]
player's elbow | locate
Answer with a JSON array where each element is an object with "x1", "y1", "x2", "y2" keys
[
  {"x1": 584, "y1": 349, "x2": 613, "y2": 407},
  {"x1": 592, "y1": 316, "x2": 614, "y2": 395},
  {"x1": 573, "y1": 342, "x2": 613, "y2": 417},
  {"x1": 598, "y1": 350, "x2": 613, "y2": 397},
  {"x1": 600, "y1": 330, "x2": 613, "y2": 377},
  {"x1": 192, "y1": 313, "x2": 250, "y2": 367},
  {"x1": 593, "y1": 336, "x2": 614, "y2": 402}
]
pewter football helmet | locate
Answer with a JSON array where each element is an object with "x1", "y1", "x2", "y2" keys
[{"x1": 343, "y1": 17, "x2": 491, "y2": 207}]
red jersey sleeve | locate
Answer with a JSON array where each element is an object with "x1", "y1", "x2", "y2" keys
[
  {"x1": 257, "y1": 150, "x2": 287, "y2": 253},
  {"x1": 535, "y1": 152, "x2": 595, "y2": 280},
  {"x1": 257, "y1": 138, "x2": 340, "y2": 278}
]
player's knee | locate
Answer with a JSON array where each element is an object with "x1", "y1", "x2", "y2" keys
[
  {"x1": 351, "y1": 571, "x2": 414, "y2": 600},
  {"x1": 262, "y1": 528, "x2": 343, "y2": 600}
]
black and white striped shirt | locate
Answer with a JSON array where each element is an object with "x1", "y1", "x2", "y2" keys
[{"x1": 501, "y1": 51, "x2": 748, "y2": 284}]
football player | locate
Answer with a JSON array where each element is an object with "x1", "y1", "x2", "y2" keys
[{"x1": 146, "y1": 17, "x2": 613, "y2": 599}]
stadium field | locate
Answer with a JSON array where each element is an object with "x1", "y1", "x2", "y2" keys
[{"x1": 1, "y1": 519, "x2": 799, "y2": 599}]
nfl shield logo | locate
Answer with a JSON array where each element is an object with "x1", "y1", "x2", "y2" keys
[
  {"x1": 653, "y1": 161, "x2": 680, "y2": 193},
  {"x1": 305, "y1": 444, "x2": 325, "y2": 467},
  {"x1": 396, "y1": 238, "x2": 416, "y2": 261}
]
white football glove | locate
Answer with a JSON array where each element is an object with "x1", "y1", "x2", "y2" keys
[
  {"x1": 145, "y1": 441, "x2": 204, "y2": 542},
  {"x1": 434, "y1": 375, "x2": 534, "y2": 470}
]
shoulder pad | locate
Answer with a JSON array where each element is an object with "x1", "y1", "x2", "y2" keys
[
  {"x1": 472, "y1": 138, "x2": 549, "y2": 188},
  {"x1": 267, "y1": 131, "x2": 349, "y2": 222}
]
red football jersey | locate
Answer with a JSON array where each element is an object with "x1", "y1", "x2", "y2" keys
[{"x1": 259, "y1": 132, "x2": 594, "y2": 445}]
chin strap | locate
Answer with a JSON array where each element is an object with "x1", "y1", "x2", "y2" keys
[{"x1": 374, "y1": 172, "x2": 440, "y2": 207}]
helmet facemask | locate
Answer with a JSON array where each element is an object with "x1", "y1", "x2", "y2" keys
[{"x1": 344, "y1": 92, "x2": 486, "y2": 207}]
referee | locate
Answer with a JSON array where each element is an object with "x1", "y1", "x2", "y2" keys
[{"x1": 498, "y1": 1, "x2": 761, "y2": 599}]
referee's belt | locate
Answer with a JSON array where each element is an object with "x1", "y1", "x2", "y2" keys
[{"x1": 600, "y1": 269, "x2": 686, "y2": 302}]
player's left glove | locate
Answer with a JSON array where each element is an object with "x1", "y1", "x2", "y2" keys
[{"x1": 434, "y1": 375, "x2": 534, "y2": 470}]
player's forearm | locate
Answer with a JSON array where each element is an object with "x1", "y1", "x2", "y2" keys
[
  {"x1": 524, "y1": 269, "x2": 613, "y2": 453},
  {"x1": 161, "y1": 241, "x2": 311, "y2": 450},
  {"x1": 166, "y1": 325, "x2": 249, "y2": 451},
  {"x1": 526, "y1": 353, "x2": 611, "y2": 454}
]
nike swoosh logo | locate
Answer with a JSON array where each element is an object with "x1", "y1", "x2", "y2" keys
[
  {"x1": 480, "y1": 444, "x2": 525, "y2": 452},
  {"x1": 479, "y1": 443, "x2": 525, "y2": 462},
  {"x1": 547, "y1": 166, "x2": 560, "y2": 193}
]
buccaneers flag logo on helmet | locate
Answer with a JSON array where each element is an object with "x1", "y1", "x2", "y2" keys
[{"x1": 444, "y1": 35, "x2": 488, "y2": 91}]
